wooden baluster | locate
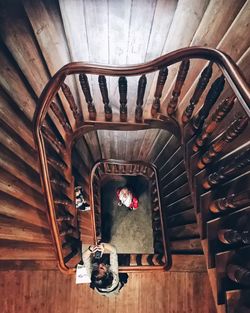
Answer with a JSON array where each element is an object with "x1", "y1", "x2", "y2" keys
[
  {"x1": 167, "y1": 59, "x2": 190, "y2": 116},
  {"x1": 146, "y1": 254, "x2": 154, "y2": 266},
  {"x1": 129, "y1": 164, "x2": 133, "y2": 174},
  {"x1": 135, "y1": 75, "x2": 147, "y2": 122},
  {"x1": 60, "y1": 227, "x2": 75, "y2": 236},
  {"x1": 197, "y1": 114, "x2": 248, "y2": 169},
  {"x1": 61, "y1": 82, "x2": 83, "y2": 125},
  {"x1": 210, "y1": 190, "x2": 250, "y2": 213},
  {"x1": 104, "y1": 162, "x2": 111, "y2": 173},
  {"x1": 203, "y1": 148, "x2": 250, "y2": 189},
  {"x1": 41, "y1": 125, "x2": 65, "y2": 154},
  {"x1": 193, "y1": 96, "x2": 235, "y2": 152},
  {"x1": 135, "y1": 164, "x2": 140, "y2": 173},
  {"x1": 192, "y1": 75, "x2": 225, "y2": 130},
  {"x1": 227, "y1": 264, "x2": 250, "y2": 287},
  {"x1": 51, "y1": 178, "x2": 70, "y2": 189},
  {"x1": 119, "y1": 76, "x2": 128, "y2": 122},
  {"x1": 47, "y1": 156, "x2": 67, "y2": 171},
  {"x1": 182, "y1": 62, "x2": 213, "y2": 124},
  {"x1": 54, "y1": 198, "x2": 73, "y2": 206},
  {"x1": 151, "y1": 66, "x2": 168, "y2": 117},
  {"x1": 114, "y1": 164, "x2": 119, "y2": 174},
  {"x1": 79, "y1": 73, "x2": 97, "y2": 120},
  {"x1": 56, "y1": 214, "x2": 73, "y2": 222},
  {"x1": 50, "y1": 101, "x2": 72, "y2": 133},
  {"x1": 98, "y1": 75, "x2": 112, "y2": 121}
]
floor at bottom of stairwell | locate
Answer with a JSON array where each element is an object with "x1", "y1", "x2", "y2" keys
[{"x1": 100, "y1": 175, "x2": 154, "y2": 254}]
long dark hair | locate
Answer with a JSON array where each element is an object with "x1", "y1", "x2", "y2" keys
[{"x1": 90, "y1": 262, "x2": 114, "y2": 290}]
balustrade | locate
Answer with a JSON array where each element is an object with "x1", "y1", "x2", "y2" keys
[{"x1": 167, "y1": 59, "x2": 190, "y2": 116}]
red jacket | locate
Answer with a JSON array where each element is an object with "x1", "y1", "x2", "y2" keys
[{"x1": 116, "y1": 188, "x2": 139, "y2": 210}]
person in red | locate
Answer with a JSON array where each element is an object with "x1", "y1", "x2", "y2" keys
[{"x1": 116, "y1": 187, "x2": 139, "y2": 211}]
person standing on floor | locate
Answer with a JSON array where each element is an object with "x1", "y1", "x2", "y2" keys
[
  {"x1": 116, "y1": 187, "x2": 139, "y2": 211},
  {"x1": 82, "y1": 242, "x2": 128, "y2": 297}
]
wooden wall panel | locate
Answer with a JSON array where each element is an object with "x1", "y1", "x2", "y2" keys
[
  {"x1": 0, "y1": 270, "x2": 216, "y2": 313},
  {"x1": 145, "y1": 0, "x2": 210, "y2": 111},
  {"x1": 161, "y1": 0, "x2": 246, "y2": 110}
]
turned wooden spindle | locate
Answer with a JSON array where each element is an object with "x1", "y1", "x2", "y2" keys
[
  {"x1": 151, "y1": 66, "x2": 168, "y2": 117},
  {"x1": 60, "y1": 227, "x2": 75, "y2": 236},
  {"x1": 54, "y1": 198, "x2": 73, "y2": 206},
  {"x1": 119, "y1": 76, "x2": 128, "y2": 122},
  {"x1": 193, "y1": 96, "x2": 235, "y2": 152},
  {"x1": 98, "y1": 75, "x2": 112, "y2": 121},
  {"x1": 79, "y1": 73, "x2": 97, "y2": 120},
  {"x1": 61, "y1": 82, "x2": 83, "y2": 124},
  {"x1": 210, "y1": 190, "x2": 250, "y2": 213},
  {"x1": 192, "y1": 75, "x2": 225, "y2": 130},
  {"x1": 182, "y1": 62, "x2": 213, "y2": 124},
  {"x1": 167, "y1": 59, "x2": 190, "y2": 116},
  {"x1": 50, "y1": 178, "x2": 69, "y2": 189},
  {"x1": 197, "y1": 114, "x2": 248, "y2": 169},
  {"x1": 50, "y1": 101, "x2": 72, "y2": 133},
  {"x1": 135, "y1": 75, "x2": 147, "y2": 122},
  {"x1": 203, "y1": 148, "x2": 250, "y2": 189},
  {"x1": 41, "y1": 125, "x2": 64, "y2": 154},
  {"x1": 56, "y1": 215, "x2": 73, "y2": 222},
  {"x1": 47, "y1": 156, "x2": 67, "y2": 171},
  {"x1": 227, "y1": 264, "x2": 250, "y2": 287}
]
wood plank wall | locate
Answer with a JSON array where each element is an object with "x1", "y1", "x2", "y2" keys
[{"x1": 0, "y1": 270, "x2": 216, "y2": 313}]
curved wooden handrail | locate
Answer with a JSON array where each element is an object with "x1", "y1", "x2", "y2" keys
[
  {"x1": 34, "y1": 46, "x2": 250, "y2": 128},
  {"x1": 90, "y1": 159, "x2": 172, "y2": 271},
  {"x1": 33, "y1": 47, "x2": 249, "y2": 274}
]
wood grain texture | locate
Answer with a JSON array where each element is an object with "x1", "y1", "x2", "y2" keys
[{"x1": 0, "y1": 270, "x2": 216, "y2": 313}]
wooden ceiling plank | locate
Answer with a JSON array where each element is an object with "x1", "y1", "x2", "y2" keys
[
  {"x1": 83, "y1": 131, "x2": 102, "y2": 162},
  {"x1": 144, "y1": 0, "x2": 210, "y2": 117},
  {"x1": 0, "y1": 192, "x2": 48, "y2": 229},
  {"x1": 81, "y1": 0, "x2": 109, "y2": 115},
  {"x1": 0, "y1": 168, "x2": 45, "y2": 211},
  {"x1": 0, "y1": 145, "x2": 42, "y2": 194},
  {"x1": 178, "y1": 1, "x2": 250, "y2": 116},
  {"x1": 108, "y1": 0, "x2": 132, "y2": 115},
  {"x1": 131, "y1": 129, "x2": 147, "y2": 161},
  {"x1": 1, "y1": 1, "x2": 72, "y2": 142},
  {"x1": 58, "y1": 0, "x2": 89, "y2": 118},
  {"x1": 0, "y1": 1, "x2": 51, "y2": 98},
  {"x1": 142, "y1": 0, "x2": 177, "y2": 116},
  {"x1": 125, "y1": 0, "x2": 157, "y2": 117},
  {"x1": 75, "y1": 138, "x2": 94, "y2": 170},
  {"x1": 138, "y1": 129, "x2": 160, "y2": 161},
  {"x1": 98, "y1": 129, "x2": 112, "y2": 159},
  {"x1": 22, "y1": 0, "x2": 78, "y2": 129},
  {"x1": 161, "y1": 0, "x2": 246, "y2": 111}
]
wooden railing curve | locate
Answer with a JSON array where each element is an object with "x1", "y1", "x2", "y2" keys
[{"x1": 33, "y1": 47, "x2": 250, "y2": 274}]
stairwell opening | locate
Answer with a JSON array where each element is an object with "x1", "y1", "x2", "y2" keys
[{"x1": 71, "y1": 126, "x2": 198, "y2": 269}]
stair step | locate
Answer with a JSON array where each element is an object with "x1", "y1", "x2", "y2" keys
[
  {"x1": 167, "y1": 208, "x2": 196, "y2": 227},
  {"x1": 168, "y1": 223, "x2": 199, "y2": 240},
  {"x1": 170, "y1": 238, "x2": 203, "y2": 253}
]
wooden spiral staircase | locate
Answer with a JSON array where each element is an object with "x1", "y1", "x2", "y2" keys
[{"x1": 33, "y1": 47, "x2": 250, "y2": 312}]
